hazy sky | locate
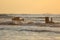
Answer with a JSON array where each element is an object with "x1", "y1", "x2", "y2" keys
[{"x1": 0, "y1": 0, "x2": 60, "y2": 14}]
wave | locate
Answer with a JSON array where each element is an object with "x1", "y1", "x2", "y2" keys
[
  {"x1": 0, "y1": 28, "x2": 60, "y2": 34},
  {"x1": 19, "y1": 29, "x2": 60, "y2": 34}
]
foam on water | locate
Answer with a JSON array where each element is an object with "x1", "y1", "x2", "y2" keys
[{"x1": 0, "y1": 25, "x2": 60, "y2": 40}]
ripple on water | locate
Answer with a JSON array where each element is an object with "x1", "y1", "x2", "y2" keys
[{"x1": 0, "y1": 30, "x2": 60, "y2": 40}]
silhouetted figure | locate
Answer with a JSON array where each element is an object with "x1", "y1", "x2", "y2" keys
[
  {"x1": 45, "y1": 17, "x2": 54, "y2": 23},
  {"x1": 51, "y1": 17, "x2": 53, "y2": 23},
  {"x1": 50, "y1": 17, "x2": 54, "y2": 23},
  {"x1": 45, "y1": 17, "x2": 49, "y2": 23}
]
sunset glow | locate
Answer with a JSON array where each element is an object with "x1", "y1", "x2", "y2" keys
[{"x1": 0, "y1": 0, "x2": 60, "y2": 14}]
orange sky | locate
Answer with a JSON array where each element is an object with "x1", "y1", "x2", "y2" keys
[{"x1": 0, "y1": 0, "x2": 60, "y2": 14}]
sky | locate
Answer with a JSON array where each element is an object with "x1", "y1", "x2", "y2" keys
[{"x1": 0, "y1": 0, "x2": 60, "y2": 14}]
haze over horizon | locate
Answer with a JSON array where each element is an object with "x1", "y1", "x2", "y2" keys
[{"x1": 0, "y1": 0, "x2": 60, "y2": 14}]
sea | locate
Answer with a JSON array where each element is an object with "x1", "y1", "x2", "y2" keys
[{"x1": 0, "y1": 14, "x2": 60, "y2": 40}]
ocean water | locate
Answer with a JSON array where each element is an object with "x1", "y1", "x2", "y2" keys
[
  {"x1": 0, "y1": 14, "x2": 59, "y2": 23},
  {"x1": 9, "y1": 14, "x2": 60, "y2": 23},
  {"x1": 0, "y1": 25, "x2": 60, "y2": 40},
  {"x1": 0, "y1": 14, "x2": 60, "y2": 40}
]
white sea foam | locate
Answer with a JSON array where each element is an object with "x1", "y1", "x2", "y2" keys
[{"x1": 0, "y1": 25, "x2": 60, "y2": 40}]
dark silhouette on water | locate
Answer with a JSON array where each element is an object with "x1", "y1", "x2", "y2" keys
[
  {"x1": 0, "y1": 16, "x2": 60, "y2": 27},
  {"x1": 45, "y1": 17, "x2": 49, "y2": 23},
  {"x1": 12, "y1": 17, "x2": 24, "y2": 24},
  {"x1": 45, "y1": 17, "x2": 54, "y2": 23}
]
